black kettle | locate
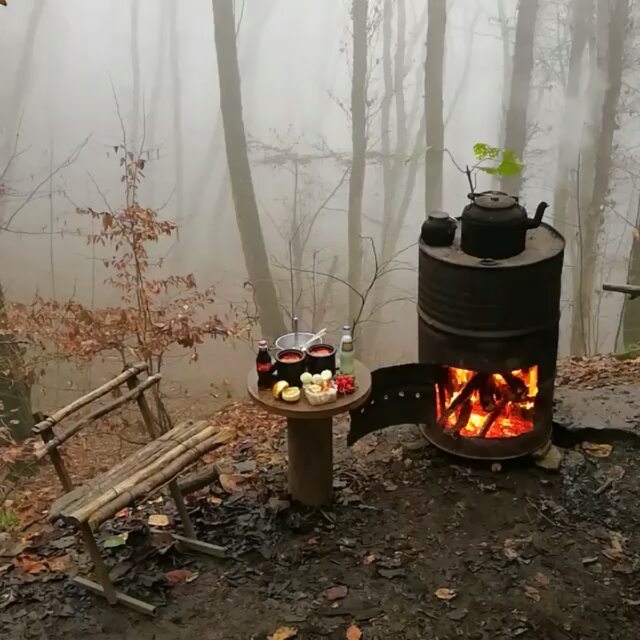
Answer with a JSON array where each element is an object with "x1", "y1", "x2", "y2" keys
[{"x1": 460, "y1": 191, "x2": 548, "y2": 260}]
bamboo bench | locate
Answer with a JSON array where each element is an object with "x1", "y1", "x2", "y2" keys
[{"x1": 33, "y1": 362, "x2": 234, "y2": 615}]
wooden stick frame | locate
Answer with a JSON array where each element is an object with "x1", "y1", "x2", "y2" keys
[{"x1": 35, "y1": 363, "x2": 227, "y2": 615}]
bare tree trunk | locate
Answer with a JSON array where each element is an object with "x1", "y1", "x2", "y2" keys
[
  {"x1": 212, "y1": 0, "x2": 285, "y2": 339},
  {"x1": 348, "y1": 0, "x2": 368, "y2": 324},
  {"x1": 425, "y1": 0, "x2": 446, "y2": 215},
  {"x1": 130, "y1": 0, "x2": 141, "y2": 149},
  {"x1": 2, "y1": 1, "x2": 45, "y2": 156},
  {"x1": 380, "y1": 0, "x2": 394, "y2": 239},
  {"x1": 570, "y1": 0, "x2": 628, "y2": 355},
  {"x1": 1, "y1": 0, "x2": 46, "y2": 224},
  {"x1": 169, "y1": 0, "x2": 184, "y2": 224},
  {"x1": 552, "y1": 0, "x2": 592, "y2": 237},
  {"x1": 500, "y1": 0, "x2": 539, "y2": 196},
  {"x1": 619, "y1": 192, "x2": 640, "y2": 350},
  {"x1": 191, "y1": 1, "x2": 278, "y2": 220},
  {"x1": 497, "y1": 0, "x2": 512, "y2": 144}
]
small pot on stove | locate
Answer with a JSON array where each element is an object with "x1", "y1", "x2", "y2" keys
[
  {"x1": 461, "y1": 191, "x2": 549, "y2": 260},
  {"x1": 421, "y1": 211, "x2": 457, "y2": 247}
]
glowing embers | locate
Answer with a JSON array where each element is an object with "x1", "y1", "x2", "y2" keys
[{"x1": 435, "y1": 366, "x2": 538, "y2": 439}]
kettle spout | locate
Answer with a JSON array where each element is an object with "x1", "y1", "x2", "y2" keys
[{"x1": 527, "y1": 201, "x2": 549, "y2": 229}]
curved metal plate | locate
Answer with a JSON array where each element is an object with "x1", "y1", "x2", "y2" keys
[{"x1": 347, "y1": 364, "x2": 434, "y2": 445}]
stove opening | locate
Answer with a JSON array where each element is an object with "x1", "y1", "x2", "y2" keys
[{"x1": 435, "y1": 365, "x2": 538, "y2": 439}]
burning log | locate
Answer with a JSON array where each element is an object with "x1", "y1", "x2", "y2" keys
[
  {"x1": 500, "y1": 372, "x2": 528, "y2": 401},
  {"x1": 478, "y1": 398, "x2": 508, "y2": 438},
  {"x1": 452, "y1": 399, "x2": 473, "y2": 436},
  {"x1": 480, "y1": 377, "x2": 496, "y2": 412},
  {"x1": 437, "y1": 372, "x2": 485, "y2": 427},
  {"x1": 437, "y1": 380, "x2": 447, "y2": 415}
]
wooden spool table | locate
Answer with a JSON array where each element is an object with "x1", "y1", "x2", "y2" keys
[{"x1": 247, "y1": 360, "x2": 371, "y2": 507}]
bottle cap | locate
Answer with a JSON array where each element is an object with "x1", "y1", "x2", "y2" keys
[
  {"x1": 258, "y1": 340, "x2": 268, "y2": 348},
  {"x1": 342, "y1": 325, "x2": 351, "y2": 331}
]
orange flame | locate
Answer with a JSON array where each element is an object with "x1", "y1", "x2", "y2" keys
[{"x1": 435, "y1": 366, "x2": 538, "y2": 439}]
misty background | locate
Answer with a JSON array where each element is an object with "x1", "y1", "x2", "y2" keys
[{"x1": 1, "y1": 0, "x2": 638, "y2": 413}]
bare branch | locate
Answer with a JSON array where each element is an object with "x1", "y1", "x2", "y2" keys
[{"x1": 2, "y1": 136, "x2": 90, "y2": 230}]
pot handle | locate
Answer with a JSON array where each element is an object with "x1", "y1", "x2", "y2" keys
[{"x1": 527, "y1": 201, "x2": 549, "y2": 229}]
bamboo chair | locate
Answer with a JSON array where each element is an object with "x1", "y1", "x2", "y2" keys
[{"x1": 33, "y1": 362, "x2": 233, "y2": 615}]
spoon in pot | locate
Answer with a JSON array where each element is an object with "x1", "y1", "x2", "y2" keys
[{"x1": 301, "y1": 328, "x2": 327, "y2": 350}]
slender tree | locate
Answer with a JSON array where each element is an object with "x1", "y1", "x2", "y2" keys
[
  {"x1": 425, "y1": 0, "x2": 446, "y2": 214},
  {"x1": 347, "y1": 0, "x2": 368, "y2": 324},
  {"x1": 500, "y1": 0, "x2": 539, "y2": 196},
  {"x1": 570, "y1": 0, "x2": 629, "y2": 355},
  {"x1": 130, "y1": 0, "x2": 141, "y2": 148},
  {"x1": 169, "y1": 0, "x2": 184, "y2": 226},
  {"x1": 553, "y1": 0, "x2": 592, "y2": 238},
  {"x1": 619, "y1": 193, "x2": 640, "y2": 349},
  {"x1": 496, "y1": 0, "x2": 512, "y2": 150},
  {"x1": 211, "y1": 0, "x2": 285, "y2": 338}
]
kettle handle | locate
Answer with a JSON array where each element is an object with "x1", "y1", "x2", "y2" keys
[{"x1": 527, "y1": 201, "x2": 549, "y2": 229}]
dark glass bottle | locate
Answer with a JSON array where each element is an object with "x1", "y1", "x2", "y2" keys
[{"x1": 256, "y1": 340, "x2": 273, "y2": 389}]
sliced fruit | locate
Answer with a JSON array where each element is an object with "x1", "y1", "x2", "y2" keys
[
  {"x1": 281, "y1": 386, "x2": 301, "y2": 403},
  {"x1": 272, "y1": 380, "x2": 290, "y2": 399}
]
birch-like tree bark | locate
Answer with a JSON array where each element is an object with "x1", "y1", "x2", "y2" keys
[
  {"x1": 425, "y1": 0, "x2": 446, "y2": 214},
  {"x1": 347, "y1": 0, "x2": 368, "y2": 324}
]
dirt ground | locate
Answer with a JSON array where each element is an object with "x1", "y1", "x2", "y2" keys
[{"x1": 2, "y1": 391, "x2": 639, "y2": 640}]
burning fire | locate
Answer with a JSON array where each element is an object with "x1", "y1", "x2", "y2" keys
[{"x1": 435, "y1": 366, "x2": 538, "y2": 439}]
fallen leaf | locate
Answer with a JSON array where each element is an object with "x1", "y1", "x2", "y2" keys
[
  {"x1": 165, "y1": 569, "x2": 196, "y2": 585},
  {"x1": 49, "y1": 535, "x2": 76, "y2": 550},
  {"x1": 602, "y1": 531, "x2": 626, "y2": 562},
  {"x1": 447, "y1": 608, "x2": 468, "y2": 621},
  {"x1": 581, "y1": 442, "x2": 613, "y2": 458},
  {"x1": 435, "y1": 587, "x2": 457, "y2": 601},
  {"x1": 534, "y1": 572, "x2": 551, "y2": 588},
  {"x1": 208, "y1": 495, "x2": 223, "y2": 506},
  {"x1": 109, "y1": 561, "x2": 134, "y2": 582},
  {"x1": 325, "y1": 585, "x2": 348, "y2": 601},
  {"x1": 269, "y1": 626, "x2": 298, "y2": 640},
  {"x1": 363, "y1": 552, "x2": 376, "y2": 565},
  {"x1": 14, "y1": 555, "x2": 48, "y2": 574},
  {"x1": 524, "y1": 584, "x2": 540, "y2": 602},
  {"x1": 104, "y1": 533, "x2": 128, "y2": 548},
  {"x1": 115, "y1": 508, "x2": 130, "y2": 518},
  {"x1": 148, "y1": 514, "x2": 170, "y2": 527},
  {"x1": 346, "y1": 624, "x2": 362, "y2": 640},
  {"x1": 47, "y1": 555, "x2": 70, "y2": 573},
  {"x1": 151, "y1": 531, "x2": 174, "y2": 548},
  {"x1": 377, "y1": 567, "x2": 405, "y2": 579},
  {"x1": 218, "y1": 473, "x2": 244, "y2": 493},
  {"x1": 0, "y1": 536, "x2": 28, "y2": 558}
]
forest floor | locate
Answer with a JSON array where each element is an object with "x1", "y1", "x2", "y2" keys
[{"x1": 1, "y1": 356, "x2": 640, "y2": 640}]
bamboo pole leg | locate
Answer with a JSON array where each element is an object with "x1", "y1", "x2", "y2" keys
[
  {"x1": 78, "y1": 523, "x2": 117, "y2": 605},
  {"x1": 287, "y1": 418, "x2": 333, "y2": 507},
  {"x1": 73, "y1": 576, "x2": 156, "y2": 616},
  {"x1": 168, "y1": 479, "x2": 196, "y2": 539},
  {"x1": 173, "y1": 534, "x2": 226, "y2": 558},
  {"x1": 41, "y1": 430, "x2": 73, "y2": 491},
  {"x1": 126, "y1": 375, "x2": 160, "y2": 439}
]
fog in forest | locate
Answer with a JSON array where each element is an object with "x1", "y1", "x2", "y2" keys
[{"x1": 1, "y1": 0, "x2": 639, "y2": 416}]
